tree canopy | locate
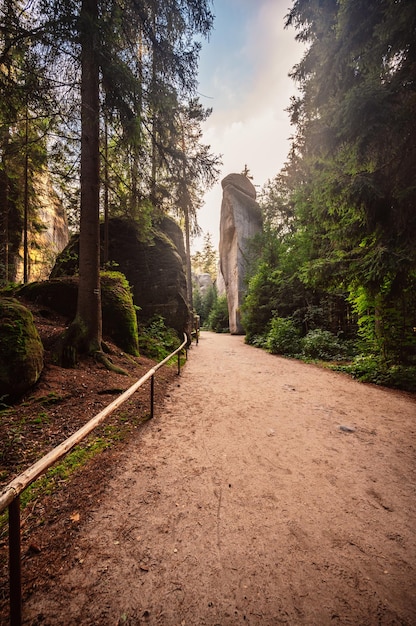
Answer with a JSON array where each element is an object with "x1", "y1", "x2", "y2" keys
[
  {"x1": 1, "y1": 0, "x2": 219, "y2": 360},
  {"x1": 243, "y1": 0, "x2": 416, "y2": 379}
]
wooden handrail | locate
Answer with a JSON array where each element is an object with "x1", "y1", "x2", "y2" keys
[
  {"x1": 0, "y1": 334, "x2": 187, "y2": 513},
  {"x1": 0, "y1": 333, "x2": 188, "y2": 625}
]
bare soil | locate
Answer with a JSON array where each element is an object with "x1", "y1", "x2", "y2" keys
[{"x1": 2, "y1": 328, "x2": 416, "y2": 625}]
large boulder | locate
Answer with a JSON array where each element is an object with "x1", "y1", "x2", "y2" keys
[
  {"x1": 18, "y1": 273, "x2": 140, "y2": 356},
  {"x1": 0, "y1": 298, "x2": 44, "y2": 398},
  {"x1": 159, "y1": 216, "x2": 187, "y2": 269},
  {"x1": 219, "y1": 174, "x2": 263, "y2": 334},
  {"x1": 193, "y1": 273, "x2": 213, "y2": 296},
  {"x1": 51, "y1": 217, "x2": 190, "y2": 336}
]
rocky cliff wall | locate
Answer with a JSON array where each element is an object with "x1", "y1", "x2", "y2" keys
[{"x1": 14, "y1": 169, "x2": 69, "y2": 282}]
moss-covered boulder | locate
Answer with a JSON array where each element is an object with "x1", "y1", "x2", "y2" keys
[
  {"x1": 51, "y1": 217, "x2": 190, "y2": 336},
  {"x1": 0, "y1": 298, "x2": 44, "y2": 398},
  {"x1": 17, "y1": 272, "x2": 139, "y2": 356},
  {"x1": 101, "y1": 272, "x2": 139, "y2": 356}
]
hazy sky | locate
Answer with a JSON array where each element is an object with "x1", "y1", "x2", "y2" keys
[{"x1": 193, "y1": 0, "x2": 305, "y2": 251}]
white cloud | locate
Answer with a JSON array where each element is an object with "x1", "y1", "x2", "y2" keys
[{"x1": 193, "y1": 0, "x2": 305, "y2": 252}]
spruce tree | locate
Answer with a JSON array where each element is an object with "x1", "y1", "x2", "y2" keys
[{"x1": 285, "y1": 0, "x2": 416, "y2": 362}]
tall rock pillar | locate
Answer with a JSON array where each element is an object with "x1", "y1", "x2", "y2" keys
[{"x1": 219, "y1": 173, "x2": 262, "y2": 334}]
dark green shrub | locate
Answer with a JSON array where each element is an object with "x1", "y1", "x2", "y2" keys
[
  {"x1": 138, "y1": 315, "x2": 180, "y2": 360},
  {"x1": 246, "y1": 334, "x2": 268, "y2": 348},
  {"x1": 301, "y1": 329, "x2": 346, "y2": 361},
  {"x1": 335, "y1": 355, "x2": 416, "y2": 392},
  {"x1": 207, "y1": 295, "x2": 229, "y2": 333},
  {"x1": 266, "y1": 317, "x2": 301, "y2": 355}
]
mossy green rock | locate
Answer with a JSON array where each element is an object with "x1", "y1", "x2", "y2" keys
[
  {"x1": 0, "y1": 298, "x2": 44, "y2": 398},
  {"x1": 101, "y1": 272, "x2": 139, "y2": 356},
  {"x1": 17, "y1": 273, "x2": 139, "y2": 356},
  {"x1": 51, "y1": 217, "x2": 190, "y2": 335}
]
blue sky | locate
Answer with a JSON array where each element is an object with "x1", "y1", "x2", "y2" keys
[{"x1": 193, "y1": 0, "x2": 305, "y2": 251}]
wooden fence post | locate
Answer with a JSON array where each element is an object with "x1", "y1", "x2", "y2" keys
[{"x1": 9, "y1": 497, "x2": 22, "y2": 626}]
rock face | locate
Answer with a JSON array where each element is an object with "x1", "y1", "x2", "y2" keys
[
  {"x1": 159, "y1": 216, "x2": 187, "y2": 269},
  {"x1": 51, "y1": 217, "x2": 190, "y2": 336},
  {"x1": 0, "y1": 298, "x2": 44, "y2": 398},
  {"x1": 219, "y1": 173, "x2": 262, "y2": 334},
  {"x1": 216, "y1": 262, "x2": 226, "y2": 296},
  {"x1": 13, "y1": 169, "x2": 69, "y2": 282},
  {"x1": 193, "y1": 273, "x2": 213, "y2": 296}
]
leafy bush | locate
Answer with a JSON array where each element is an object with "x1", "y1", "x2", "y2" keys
[
  {"x1": 138, "y1": 315, "x2": 180, "y2": 360},
  {"x1": 207, "y1": 295, "x2": 229, "y2": 333},
  {"x1": 301, "y1": 329, "x2": 346, "y2": 361},
  {"x1": 246, "y1": 334, "x2": 268, "y2": 349},
  {"x1": 266, "y1": 317, "x2": 301, "y2": 355},
  {"x1": 241, "y1": 262, "x2": 282, "y2": 342},
  {"x1": 336, "y1": 355, "x2": 416, "y2": 392}
]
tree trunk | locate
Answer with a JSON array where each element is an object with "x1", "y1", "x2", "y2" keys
[
  {"x1": 63, "y1": 0, "x2": 102, "y2": 363},
  {"x1": 184, "y1": 202, "x2": 193, "y2": 311},
  {"x1": 23, "y1": 108, "x2": 29, "y2": 283},
  {"x1": 103, "y1": 117, "x2": 109, "y2": 265},
  {"x1": 0, "y1": 158, "x2": 9, "y2": 285}
]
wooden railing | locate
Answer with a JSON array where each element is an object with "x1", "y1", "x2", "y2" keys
[{"x1": 0, "y1": 334, "x2": 188, "y2": 626}]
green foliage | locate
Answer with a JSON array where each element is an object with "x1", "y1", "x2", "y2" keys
[
  {"x1": 282, "y1": 0, "x2": 416, "y2": 367},
  {"x1": 242, "y1": 262, "x2": 281, "y2": 342},
  {"x1": 266, "y1": 317, "x2": 301, "y2": 356},
  {"x1": 335, "y1": 356, "x2": 416, "y2": 393},
  {"x1": 239, "y1": 0, "x2": 416, "y2": 376},
  {"x1": 348, "y1": 277, "x2": 416, "y2": 365},
  {"x1": 301, "y1": 329, "x2": 347, "y2": 361},
  {"x1": 191, "y1": 233, "x2": 218, "y2": 279},
  {"x1": 193, "y1": 283, "x2": 217, "y2": 327},
  {"x1": 138, "y1": 315, "x2": 180, "y2": 361},
  {"x1": 207, "y1": 295, "x2": 229, "y2": 333},
  {"x1": 243, "y1": 223, "x2": 321, "y2": 336}
]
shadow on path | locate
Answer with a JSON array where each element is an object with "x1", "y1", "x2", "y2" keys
[{"x1": 24, "y1": 332, "x2": 416, "y2": 625}]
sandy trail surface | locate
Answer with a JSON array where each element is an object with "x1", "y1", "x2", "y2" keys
[{"x1": 25, "y1": 331, "x2": 416, "y2": 625}]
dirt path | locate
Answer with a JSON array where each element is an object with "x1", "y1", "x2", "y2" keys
[{"x1": 24, "y1": 332, "x2": 416, "y2": 625}]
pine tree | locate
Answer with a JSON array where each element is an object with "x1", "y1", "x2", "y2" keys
[
  {"x1": 285, "y1": 0, "x2": 416, "y2": 362},
  {"x1": 65, "y1": 0, "x2": 102, "y2": 359}
]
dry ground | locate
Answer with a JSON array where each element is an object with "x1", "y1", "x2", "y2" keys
[
  {"x1": 0, "y1": 304, "x2": 179, "y2": 624},
  {"x1": 1, "y1": 324, "x2": 416, "y2": 625}
]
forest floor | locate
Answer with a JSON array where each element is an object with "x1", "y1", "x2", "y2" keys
[{"x1": 1, "y1": 321, "x2": 416, "y2": 625}]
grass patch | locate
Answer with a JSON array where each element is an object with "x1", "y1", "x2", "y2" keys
[
  {"x1": 0, "y1": 406, "x2": 152, "y2": 538},
  {"x1": 32, "y1": 392, "x2": 65, "y2": 406}
]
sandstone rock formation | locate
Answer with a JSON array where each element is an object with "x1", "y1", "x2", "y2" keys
[
  {"x1": 0, "y1": 298, "x2": 44, "y2": 398},
  {"x1": 216, "y1": 262, "x2": 226, "y2": 296},
  {"x1": 219, "y1": 173, "x2": 262, "y2": 334},
  {"x1": 13, "y1": 170, "x2": 69, "y2": 282},
  {"x1": 159, "y1": 216, "x2": 186, "y2": 269},
  {"x1": 51, "y1": 217, "x2": 190, "y2": 336},
  {"x1": 193, "y1": 273, "x2": 213, "y2": 296}
]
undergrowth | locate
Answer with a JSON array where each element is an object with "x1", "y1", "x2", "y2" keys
[
  {"x1": 138, "y1": 314, "x2": 182, "y2": 360},
  {"x1": 246, "y1": 320, "x2": 416, "y2": 393},
  {"x1": 0, "y1": 405, "x2": 151, "y2": 537},
  {"x1": 332, "y1": 356, "x2": 416, "y2": 393}
]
